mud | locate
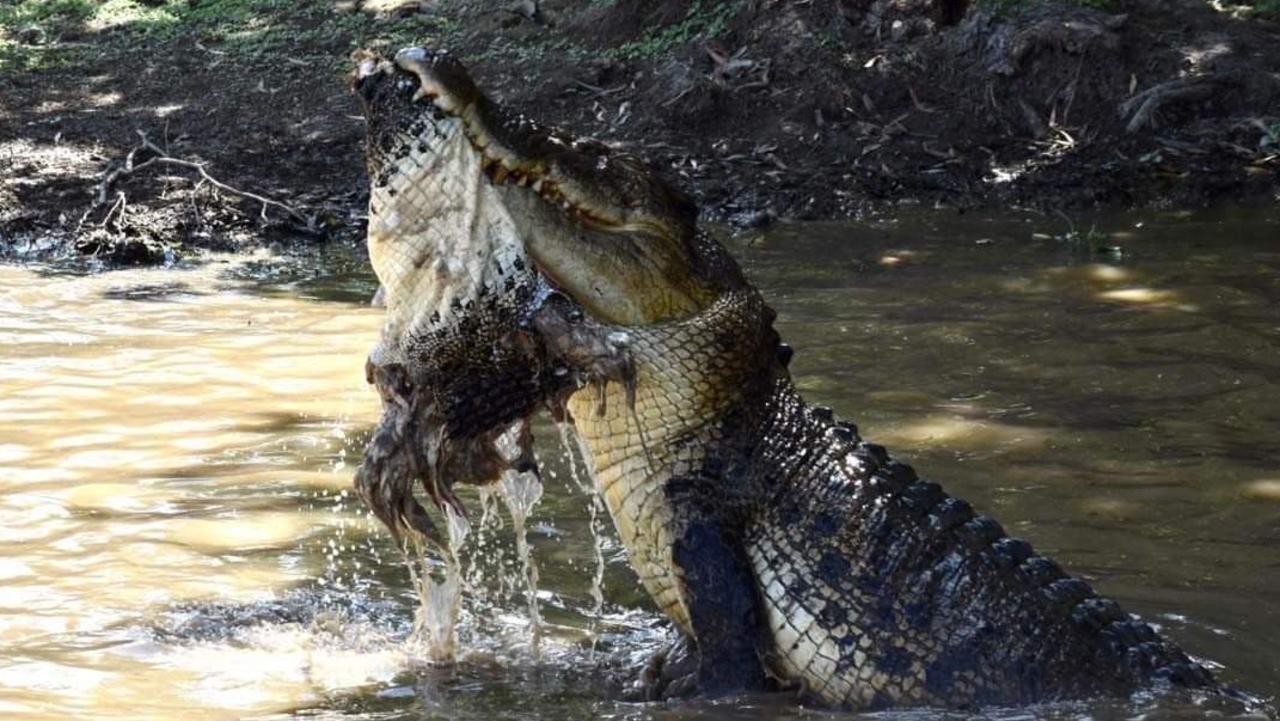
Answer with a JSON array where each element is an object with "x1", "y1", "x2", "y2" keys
[
  {"x1": 489, "y1": 0, "x2": 1280, "y2": 221},
  {"x1": 1, "y1": 0, "x2": 1277, "y2": 267}
]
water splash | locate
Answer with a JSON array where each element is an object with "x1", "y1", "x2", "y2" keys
[
  {"x1": 558, "y1": 422, "x2": 606, "y2": 627},
  {"x1": 405, "y1": 505, "x2": 470, "y2": 665},
  {"x1": 497, "y1": 467, "x2": 544, "y2": 654},
  {"x1": 464, "y1": 485, "x2": 511, "y2": 604}
]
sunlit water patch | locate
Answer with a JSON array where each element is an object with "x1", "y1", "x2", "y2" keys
[
  {"x1": 0, "y1": 257, "x2": 391, "y2": 719},
  {"x1": 0, "y1": 256, "x2": 655, "y2": 721},
  {"x1": 0, "y1": 204, "x2": 1278, "y2": 721}
]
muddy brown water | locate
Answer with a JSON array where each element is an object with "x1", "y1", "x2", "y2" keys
[{"x1": 0, "y1": 207, "x2": 1277, "y2": 720}]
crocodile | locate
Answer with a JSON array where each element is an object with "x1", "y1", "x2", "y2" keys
[{"x1": 350, "y1": 48, "x2": 1225, "y2": 709}]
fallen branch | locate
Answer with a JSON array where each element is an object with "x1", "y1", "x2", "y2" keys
[
  {"x1": 1119, "y1": 75, "x2": 1231, "y2": 133},
  {"x1": 573, "y1": 79, "x2": 627, "y2": 99},
  {"x1": 84, "y1": 130, "x2": 318, "y2": 232},
  {"x1": 706, "y1": 44, "x2": 770, "y2": 92},
  {"x1": 907, "y1": 85, "x2": 938, "y2": 114}
]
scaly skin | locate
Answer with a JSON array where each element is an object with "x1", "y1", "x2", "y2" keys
[
  {"x1": 350, "y1": 48, "x2": 1224, "y2": 709},
  {"x1": 535, "y1": 293, "x2": 1219, "y2": 706}
]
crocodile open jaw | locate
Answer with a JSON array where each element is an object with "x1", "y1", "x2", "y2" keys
[{"x1": 353, "y1": 47, "x2": 722, "y2": 327}]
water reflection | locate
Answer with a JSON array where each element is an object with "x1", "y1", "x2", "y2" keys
[{"x1": 0, "y1": 206, "x2": 1277, "y2": 720}]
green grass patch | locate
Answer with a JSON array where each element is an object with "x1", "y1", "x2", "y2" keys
[
  {"x1": 607, "y1": 0, "x2": 741, "y2": 61},
  {"x1": 0, "y1": 0, "x2": 91, "y2": 69},
  {"x1": 1255, "y1": 0, "x2": 1280, "y2": 14},
  {"x1": 0, "y1": 0, "x2": 97, "y2": 32},
  {"x1": 977, "y1": 0, "x2": 1114, "y2": 10},
  {"x1": 0, "y1": 0, "x2": 460, "y2": 75}
]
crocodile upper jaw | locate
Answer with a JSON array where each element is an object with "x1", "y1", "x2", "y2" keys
[{"x1": 353, "y1": 47, "x2": 720, "y2": 327}]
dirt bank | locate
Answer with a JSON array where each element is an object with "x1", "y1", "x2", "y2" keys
[{"x1": 1, "y1": 0, "x2": 1277, "y2": 266}]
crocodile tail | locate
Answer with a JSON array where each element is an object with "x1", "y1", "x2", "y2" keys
[{"x1": 851, "y1": 434, "x2": 1219, "y2": 693}]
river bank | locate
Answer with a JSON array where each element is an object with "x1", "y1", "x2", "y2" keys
[{"x1": 1, "y1": 0, "x2": 1277, "y2": 266}]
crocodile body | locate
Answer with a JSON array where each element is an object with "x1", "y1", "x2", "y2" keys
[{"x1": 351, "y1": 49, "x2": 1222, "y2": 709}]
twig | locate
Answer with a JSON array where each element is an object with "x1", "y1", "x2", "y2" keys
[
  {"x1": 1054, "y1": 209, "x2": 1076, "y2": 235},
  {"x1": 1060, "y1": 53, "x2": 1086, "y2": 125},
  {"x1": 101, "y1": 191, "x2": 128, "y2": 228},
  {"x1": 1155, "y1": 137, "x2": 1207, "y2": 156},
  {"x1": 920, "y1": 142, "x2": 952, "y2": 160},
  {"x1": 661, "y1": 86, "x2": 694, "y2": 108},
  {"x1": 907, "y1": 85, "x2": 938, "y2": 114},
  {"x1": 194, "y1": 40, "x2": 227, "y2": 56},
  {"x1": 573, "y1": 80, "x2": 627, "y2": 99}
]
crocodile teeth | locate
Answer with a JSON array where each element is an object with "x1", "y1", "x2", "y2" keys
[
  {"x1": 532, "y1": 179, "x2": 543, "y2": 193},
  {"x1": 492, "y1": 164, "x2": 510, "y2": 184}
]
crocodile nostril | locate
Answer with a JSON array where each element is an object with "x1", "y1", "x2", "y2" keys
[{"x1": 775, "y1": 342, "x2": 794, "y2": 367}]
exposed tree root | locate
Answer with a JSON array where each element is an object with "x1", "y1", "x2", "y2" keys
[{"x1": 1120, "y1": 75, "x2": 1234, "y2": 133}]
